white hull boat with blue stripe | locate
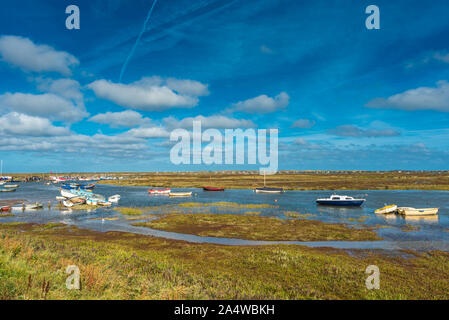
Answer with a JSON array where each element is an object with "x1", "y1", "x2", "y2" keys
[{"x1": 316, "y1": 195, "x2": 365, "y2": 206}]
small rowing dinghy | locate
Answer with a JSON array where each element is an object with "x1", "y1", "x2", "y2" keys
[
  {"x1": 12, "y1": 203, "x2": 44, "y2": 211},
  {"x1": 108, "y1": 195, "x2": 121, "y2": 203},
  {"x1": 3, "y1": 184, "x2": 18, "y2": 188},
  {"x1": 148, "y1": 188, "x2": 171, "y2": 194},
  {"x1": 254, "y1": 187, "x2": 284, "y2": 193},
  {"x1": 169, "y1": 192, "x2": 192, "y2": 197},
  {"x1": 203, "y1": 186, "x2": 225, "y2": 191},
  {"x1": 374, "y1": 204, "x2": 398, "y2": 215},
  {"x1": 0, "y1": 188, "x2": 16, "y2": 192},
  {"x1": 397, "y1": 207, "x2": 439, "y2": 216}
]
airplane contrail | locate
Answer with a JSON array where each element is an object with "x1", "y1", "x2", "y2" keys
[{"x1": 119, "y1": 0, "x2": 159, "y2": 83}]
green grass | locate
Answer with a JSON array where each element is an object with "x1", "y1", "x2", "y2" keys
[
  {"x1": 0, "y1": 222, "x2": 448, "y2": 299},
  {"x1": 115, "y1": 207, "x2": 144, "y2": 216}
]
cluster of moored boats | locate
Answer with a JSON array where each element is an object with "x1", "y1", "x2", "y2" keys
[
  {"x1": 0, "y1": 180, "x2": 19, "y2": 192},
  {"x1": 59, "y1": 183, "x2": 120, "y2": 207},
  {"x1": 315, "y1": 194, "x2": 439, "y2": 217}
]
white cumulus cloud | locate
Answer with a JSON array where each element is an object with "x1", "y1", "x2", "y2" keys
[
  {"x1": 0, "y1": 92, "x2": 88, "y2": 122},
  {"x1": 231, "y1": 92, "x2": 289, "y2": 114},
  {"x1": 88, "y1": 77, "x2": 208, "y2": 111},
  {"x1": 89, "y1": 110, "x2": 149, "y2": 128},
  {"x1": 0, "y1": 35, "x2": 79, "y2": 75},
  {"x1": 163, "y1": 115, "x2": 256, "y2": 129},
  {"x1": 366, "y1": 80, "x2": 449, "y2": 112},
  {"x1": 0, "y1": 112, "x2": 70, "y2": 137}
]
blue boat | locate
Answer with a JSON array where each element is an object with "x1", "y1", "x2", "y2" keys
[
  {"x1": 61, "y1": 183, "x2": 95, "y2": 191},
  {"x1": 316, "y1": 195, "x2": 365, "y2": 206}
]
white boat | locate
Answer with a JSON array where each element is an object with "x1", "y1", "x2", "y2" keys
[
  {"x1": 108, "y1": 195, "x2": 121, "y2": 203},
  {"x1": 397, "y1": 207, "x2": 439, "y2": 216},
  {"x1": 60, "y1": 189, "x2": 78, "y2": 198},
  {"x1": 60, "y1": 188, "x2": 105, "y2": 201},
  {"x1": 374, "y1": 204, "x2": 398, "y2": 214},
  {"x1": 148, "y1": 188, "x2": 171, "y2": 194},
  {"x1": 12, "y1": 203, "x2": 43, "y2": 211},
  {"x1": 169, "y1": 192, "x2": 192, "y2": 197},
  {"x1": 63, "y1": 200, "x2": 75, "y2": 208},
  {"x1": 86, "y1": 199, "x2": 98, "y2": 206},
  {"x1": 56, "y1": 196, "x2": 66, "y2": 201},
  {"x1": 3, "y1": 184, "x2": 19, "y2": 188},
  {"x1": 316, "y1": 195, "x2": 365, "y2": 206}
]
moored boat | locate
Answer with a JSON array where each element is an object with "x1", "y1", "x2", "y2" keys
[
  {"x1": 374, "y1": 204, "x2": 398, "y2": 214},
  {"x1": 86, "y1": 198, "x2": 98, "y2": 206},
  {"x1": 316, "y1": 195, "x2": 365, "y2": 206},
  {"x1": 397, "y1": 207, "x2": 439, "y2": 216},
  {"x1": 12, "y1": 203, "x2": 44, "y2": 211},
  {"x1": 60, "y1": 188, "x2": 105, "y2": 201},
  {"x1": 63, "y1": 200, "x2": 75, "y2": 208},
  {"x1": 148, "y1": 188, "x2": 171, "y2": 194},
  {"x1": 0, "y1": 188, "x2": 16, "y2": 192},
  {"x1": 3, "y1": 184, "x2": 18, "y2": 188},
  {"x1": 203, "y1": 186, "x2": 225, "y2": 191},
  {"x1": 169, "y1": 192, "x2": 192, "y2": 197},
  {"x1": 1, "y1": 206, "x2": 11, "y2": 212},
  {"x1": 254, "y1": 187, "x2": 284, "y2": 193},
  {"x1": 108, "y1": 195, "x2": 121, "y2": 203}
]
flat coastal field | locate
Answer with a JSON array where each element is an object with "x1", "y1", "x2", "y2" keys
[{"x1": 94, "y1": 171, "x2": 449, "y2": 191}]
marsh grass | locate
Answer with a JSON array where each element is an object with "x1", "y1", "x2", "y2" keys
[
  {"x1": 243, "y1": 211, "x2": 262, "y2": 215},
  {"x1": 347, "y1": 216, "x2": 370, "y2": 222},
  {"x1": 0, "y1": 222, "x2": 448, "y2": 300},
  {"x1": 0, "y1": 213, "x2": 15, "y2": 218},
  {"x1": 179, "y1": 202, "x2": 278, "y2": 209},
  {"x1": 97, "y1": 171, "x2": 449, "y2": 191},
  {"x1": 115, "y1": 207, "x2": 144, "y2": 216},
  {"x1": 283, "y1": 211, "x2": 314, "y2": 218},
  {"x1": 133, "y1": 213, "x2": 382, "y2": 241}
]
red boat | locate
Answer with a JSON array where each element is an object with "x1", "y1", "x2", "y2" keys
[
  {"x1": 148, "y1": 188, "x2": 171, "y2": 194},
  {"x1": 1, "y1": 206, "x2": 11, "y2": 212},
  {"x1": 203, "y1": 187, "x2": 225, "y2": 191}
]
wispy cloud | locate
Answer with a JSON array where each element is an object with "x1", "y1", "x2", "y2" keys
[
  {"x1": 329, "y1": 124, "x2": 400, "y2": 138},
  {"x1": 119, "y1": 0, "x2": 159, "y2": 82}
]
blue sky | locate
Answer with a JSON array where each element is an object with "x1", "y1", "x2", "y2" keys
[{"x1": 1, "y1": 0, "x2": 449, "y2": 172}]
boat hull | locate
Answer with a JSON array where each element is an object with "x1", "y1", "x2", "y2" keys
[
  {"x1": 316, "y1": 199, "x2": 365, "y2": 206},
  {"x1": 375, "y1": 205, "x2": 398, "y2": 214},
  {"x1": 169, "y1": 192, "x2": 192, "y2": 197},
  {"x1": 203, "y1": 187, "x2": 225, "y2": 191},
  {"x1": 148, "y1": 189, "x2": 171, "y2": 194},
  {"x1": 254, "y1": 187, "x2": 284, "y2": 193},
  {"x1": 397, "y1": 207, "x2": 439, "y2": 216}
]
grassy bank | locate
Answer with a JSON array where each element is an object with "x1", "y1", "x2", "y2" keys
[
  {"x1": 133, "y1": 213, "x2": 382, "y2": 241},
  {"x1": 96, "y1": 171, "x2": 449, "y2": 191},
  {"x1": 0, "y1": 222, "x2": 448, "y2": 299}
]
